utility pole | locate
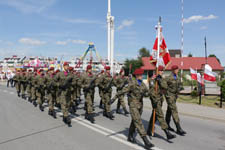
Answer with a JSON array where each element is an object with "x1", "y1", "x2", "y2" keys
[{"x1": 181, "y1": 0, "x2": 184, "y2": 82}]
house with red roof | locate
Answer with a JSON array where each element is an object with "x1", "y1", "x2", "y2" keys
[{"x1": 141, "y1": 57, "x2": 224, "y2": 79}]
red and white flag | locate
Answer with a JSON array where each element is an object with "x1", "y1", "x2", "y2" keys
[
  {"x1": 190, "y1": 68, "x2": 204, "y2": 85},
  {"x1": 190, "y1": 68, "x2": 197, "y2": 80},
  {"x1": 150, "y1": 36, "x2": 171, "y2": 67},
  {"x1": 204, "y1": 64, "x2": 217, "y2": 82}
]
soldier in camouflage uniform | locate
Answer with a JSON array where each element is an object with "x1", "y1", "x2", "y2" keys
[
  {"x1": 98, "y1": 70, "x2": 105, "y2": 109},
  {"x1": 147, "y1": 66, "x2": 176, "y2": 140},
  {"x1": 113, "y1": 69, "x2": 129, "y2": 116},
  {"x1": 55, "y1": 62, "x2": 73, "y2": 126},
  {"x1": 76, "y1": 72, "x2": 82, "y2": 103},
  {"x1": 13, "y1": 70, "x2": 21, "y2": 97},
  {"x1": 81, "y1": 65, "x2": 97, "y2": 123},
  {"x1": 165, "y1": 65, "x2": 186, "y2": 136},
  {"x1": 36, "y1": 69, "x2": 47, "y2": 111},
  {"x1": 45, "y1": 67, "x2": 57, "y2": 118},
  {"x1": 20, "y1": 69, "x2": 27, "y2": 99},
  {"x1": 68, "y1": 67, "x2": 77, "y2": 115},
  {"x1": 26, "y1": 69, "x2": 33, "y2": 102},
  {"x1": 31, "y1": 70, "x2": 38, "y2": 107},
  {"x1": 98, "y1": 66, "x2": 114, "y2": 120},
  {"x1": 54, "y1": 69, "x2": 61, "y2": 109},
  {"x1": 110, "y1": 68, "x2": 154, "y2": 150}
]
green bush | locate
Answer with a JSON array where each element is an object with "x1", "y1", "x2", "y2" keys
[
  {"x1": 219, "y1": 79, "x2": 225, "y2": 98},
  {"x1": 190, "y1": 90, "x2": 198, "y2": 98}
]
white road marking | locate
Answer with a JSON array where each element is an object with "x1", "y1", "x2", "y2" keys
[
  {"x1": 3, "y1": 90, "x2": 8, "y2": 93},
  {"x1": 9, "y1": 92, "x2": 15, "y2": 95},
  {"x1": 50, "y1": 109, "x2": 163, "y2": 150}
]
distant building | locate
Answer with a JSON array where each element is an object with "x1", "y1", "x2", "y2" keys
[
  {"x1": 141, "y1": 57, "x2": 224, "y2": 79},
  {"x1": 169, "y1": 49, "x2": 182, "y2": 58}
]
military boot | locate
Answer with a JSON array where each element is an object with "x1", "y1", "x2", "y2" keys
[
  {"x1": 108, "y1": 112, "x2": 114, "y2": 120},
  {"x1": 166, "y1": 120, "x2": 175, "y2": 132},
  {"x1": 17, "y1": 92, "x2": 20, "y2": 97},
  {"x1": 88, "y1": 113, "x2": 95, "y2": 124},
  {"x1": 127, "y1": 130, "x2": 136, "y2": 143},
  {"x1": 33, "y1": 101, "x2": 37, "y2": 107},
  {"x1": 48, "y1": 110, "x2": 53, "y2": 116},
  {"x1": 175, "y1": 122, "x2": 186, "y2": 136},
  {"x1": 142, "y1": 136, "x2": 154, "y2": 150},
  {"x1": 52, "y1": 110, "x2": 57, "y2": 119},
  {"x1": 163, "y1": 129, "x2": 176, "y2": 140},
  {"x1": 39, "y1": 105, "x2": 44, "y2": 111},
  {"x1": 116, "y1": 105, "x2": 122, "y2": 114}
]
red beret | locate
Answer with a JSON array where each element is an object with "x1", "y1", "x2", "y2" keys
[
  {"x1": 55, "y1": 69, "x2": 60, "y2": 74},
  {"x1": 171, "y1": 65, "x2": 179, "y2": 70},
  {"x1": 63, "y1": 62, "x2": 69, "y2": 66},
  {"x1": 69, "y1": 67, "x2": 74, "y2": 71},
  {"x1": 101, "y1": 70, "x2": 104, "y2": 73},
  {"x1": 49, "y1": 67, "x2": 54, "y2": 71},
  {"x1": 86, "y1": 65, "x2": 92, "y2": 70},
  {"x1": 39, "y1": 69, "x2": 43, "y2": 72},
  {"x1": 105, "y1": 66, "x2": 110, "y2": 70},
  {"x1": 28, "y1": 69, "x2": 32, "y2": 72},
  {"x1": 133, "y1": 68, "x2": 144, "y2": 75},
  {"x1": 158, "y1": 66, "x2": 164, "y2": 71},
  {"x1": 119, "y1": 69, "x2": 124, "y2": 74}
]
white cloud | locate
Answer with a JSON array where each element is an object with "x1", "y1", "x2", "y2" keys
[
  {"x1": 56, "y1": 39, "x2": 87, "y2": 45},
  {"x1": 71, "y1": 40, "x2": 86, "y2": 44},
  {"x1": 184, "y1": 14, "x2": 218, "y2": 24},
  {"x1": 118, "y1": 20, "x2": 134, "y2": 30},
  {"x1": 0, "y1": 0, "x2": 57, "y2": 13},
  {"x1": 19, "y1": 38, "x2": 46, "y2": 46},
  {"x1": 200, "y1": 26, "x2": 208, "y2": 30}
]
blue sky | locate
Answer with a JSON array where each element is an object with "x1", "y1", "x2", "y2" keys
[{"x1": 0, "y1": 0, "x2": 224, "y2": 65}]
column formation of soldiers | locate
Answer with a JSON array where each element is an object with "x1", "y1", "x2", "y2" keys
[{"x1": 12, "y1": 63, "x2": 186, "y2": 150}]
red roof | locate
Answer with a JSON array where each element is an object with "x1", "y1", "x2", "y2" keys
[{"x1": 141, "y1": 57, "x2": 224, "y2": 71}]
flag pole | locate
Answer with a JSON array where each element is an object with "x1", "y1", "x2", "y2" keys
[
  {"x1": 152, "y1": 16, "x2": 161, "y2": 136},
  {"x1": 204, "y1": 36, "x2": 208, "y2": 64}
]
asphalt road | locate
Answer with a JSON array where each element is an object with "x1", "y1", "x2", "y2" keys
[{"x1": 0, "y1": 85, "x2": 225, "y2": 150}]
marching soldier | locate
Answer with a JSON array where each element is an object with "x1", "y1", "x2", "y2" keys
[
  {"x1": 113, "y1": 69, "x2": 129, "y2": 116},
  {"x1": 13, "y1": 70, "x2": 21, "y2": 97},
  {"x1": 46, "y1": 67, "x2": 57, "y2": 118},
  {"x1": 147, "y1": 66, "x2": 176, "y2": 140},
  {"x1": 165, "y1": 65, "x2": 186, "y2": 136},
  {"x1": 54, "y1": 69, "x2": 61, "y2": 109},
  {"x1": 98, "y1": 70, "x2": 105, "y2": 109},
  {"x1": 81, "y1": 65, "x2": 96, "y2": 123},
  {"x1": 26, "y1": 69, "x2": 33, "y2": 102},
  {"x1": 36, "y1": 69, "x2": 47, "y2": 111},
  {"x1": 31, "y1": 69, "x2": 38, "y2": 107},
  {"x1": 110, "y1": 68, "x2": 154, "y2": 150},
  {"x1": 68, "y1": 67, "x2": 77, "y2": 115},
  {"x1": 20, "y1": 69, "x2": 27, "y2": 99},
  {"x1": 98, "y1": 66, "x2": 114, "y2": 120},
  {"x1": 55, "y1": 62, "x2": 73, "y2": 126}
]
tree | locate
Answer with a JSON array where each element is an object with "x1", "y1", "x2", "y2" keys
[
  {"x1": 138, "y1": 47, "x2": 150, "y2": 60},
  {"x1": 188, "y1": 53, "x2": 193, "y2": 57},
  {"x1": 208, "y1": 54, "x2": 221, "y2": 64},
  {"x1": 124, "y1": 47, "x2": 149, "y2": 74}
]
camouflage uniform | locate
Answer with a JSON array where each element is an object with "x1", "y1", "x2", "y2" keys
[
  {"x1": 81, "y1": 72, "x2": 96, "y2": 114},
  {"x1": 13, "y1": 72, "x2": 21, "y2": 97},
  {"x1": 112, "y1": 79, "x2": 149, "y2": 138},
  {"x1": 55, "y1": 70, "x2": 73, "y2": 124},
  {"x1": 31, "y1": 73, "x2": 38, "y2": 104},
  {"x1": 98, "y1": 72, "x2": 114, "y2": 119},
  {"x1": 147, "y1": 77, "x2": 168, "y2": 132},
  {"x1": 165, "y1": 73, "x2": 183, "y2": 125},
  {"x1": 113, "y1": 74, "x2": 129, "y2": 114},
  {"x1": 20, "y1": 72, "x2": 27, "y2": 99},
  {"x1": 26, "y1": 72, "x2": 32, "y2": 101},
  {"x1": 165, "y1": 73, "x2": 186, "y2": 135},
  {"x1": 36, "y1": 73, "x2": 47, "y2": 111}
]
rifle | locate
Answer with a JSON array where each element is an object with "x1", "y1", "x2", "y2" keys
[
  {"x1": 104, "y1": 78, "x2": 113, "y2": 93},
  {"x1": 117, "y1": 80, "x2": 128, "y2": 91},
  {"x1": 84, "y1": 77, "x2": 97, "y2": 92}
]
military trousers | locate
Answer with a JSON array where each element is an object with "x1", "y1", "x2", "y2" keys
[
  {"x1": 102, "y1": 91, "x2": 112, "y2": 113},
  {"x1": 129, "y1": 104, "x2": 147, "y2": 137},
  {"x1": 21, "y1": 83, "x2": 27, "y2": 95},
  {"x1": 60, "y1": 91, "x2": 71, "y2": 117},
  {"x1": 15, "y1": 82, "x2": 21, "y2": 93},
  {"x1": 84, "y1": 91, "x2": 95, "y2": 114},
  {"x1": 48, "y1": 92, "x2": 56, "y2": 111},
  {"x1": 165, "y1": 94, "x2": 180, "y2": 124},
  {"x1": 31, "y1": 87, "x2": 37, "y2": 101},
  {"x1": 116, "y1": 92, "x2": 127, "y2": 110},
  {"x1": 37, "y1": 90, "x2": 45, "y2": 106},
  {"x1": 148, "y1": 96, "x2": 168, "y2": 132}
]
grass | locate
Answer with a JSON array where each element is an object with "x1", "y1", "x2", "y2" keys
[{"x1": 177, "y1": 95, "x2": 225, "y2": 109}]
